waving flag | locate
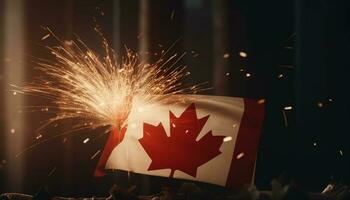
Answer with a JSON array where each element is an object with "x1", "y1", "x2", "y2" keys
[{"x1": 94, "y1": 95, "x2": 265, "y2": 187}]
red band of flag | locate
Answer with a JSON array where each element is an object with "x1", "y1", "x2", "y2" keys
[
  {"x1": 225, "y1": 99, "x2": 265, "y2": 187},
  {"x1": 94, "y1": 127, "x2": 127, "y2": 177}
]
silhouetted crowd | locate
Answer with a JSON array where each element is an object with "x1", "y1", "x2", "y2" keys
[{"x1": 1, "y1": 172, "x2": 350, "y2": 200}]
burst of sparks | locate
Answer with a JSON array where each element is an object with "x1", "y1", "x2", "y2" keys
[{"x1": 13, "y1": 28, "x2": 203, "y2": 135}]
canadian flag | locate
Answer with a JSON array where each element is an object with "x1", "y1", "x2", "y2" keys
[{"x1": 94, "y1": 95, "x2": 265, "y2": 188}]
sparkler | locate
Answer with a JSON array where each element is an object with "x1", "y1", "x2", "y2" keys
[{"x1": 13, "y1": 28, "x2": 204, "y2": 137}]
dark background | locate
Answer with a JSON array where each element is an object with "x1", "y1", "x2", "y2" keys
[{"x1": 0, "y1": 0, "x2": 349, "y2": 196}]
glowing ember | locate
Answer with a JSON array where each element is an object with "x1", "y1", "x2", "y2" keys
[
  {"x1": 83, "y1": 138, "x2": 90, "y2": 144},
  {"x1": 90, "y1": 150, "x2": 101, "y2": 160},
  {"x1": 282, "y1": 110, "x2": 288, "y2": 127},
  {"x1": 223, "y1": 53, "x2": 230, "y2": 59},
  {"x1": 36, "y1": 134, "x2": 42, "y2": 140},
  {"x1": 284, "y1": 106, "x2": 292, "y2": 110},
  {"x1": 41, "y1": 34, "x2": 50, "y2": 41},
  {"x1": 239, "y1": 51, "x2": 247, "y2": 58},
  {"x1": 13, "y1": 28, "x2": 204, "y2": 134},
  {"x1": 258, "y1": 99, "x2": 266, "y2": 104},
  {"x1": 236, "y1": 152, "x2": 244, "y2": 159},
  {"x1": 317, "y1": 102, "x2": 324, "y2": 108}
]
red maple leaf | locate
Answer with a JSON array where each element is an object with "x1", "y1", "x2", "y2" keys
[{"x1": 139, "y1": 103, "x2": 225, "y2": 178}]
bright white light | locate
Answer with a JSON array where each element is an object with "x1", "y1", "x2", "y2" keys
[
  {"x1": 223, "y1": 136, "x2": 232, "y2": 142},
  {"x1": 83, "y1": 138, "x2": 90, "y2": 144},
  {"x1": 284, "y1": 106, "x2": 293, "y2": 110},
  {"x1": 239, "y1": 51, "x2": 247, "y2": 58}
]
